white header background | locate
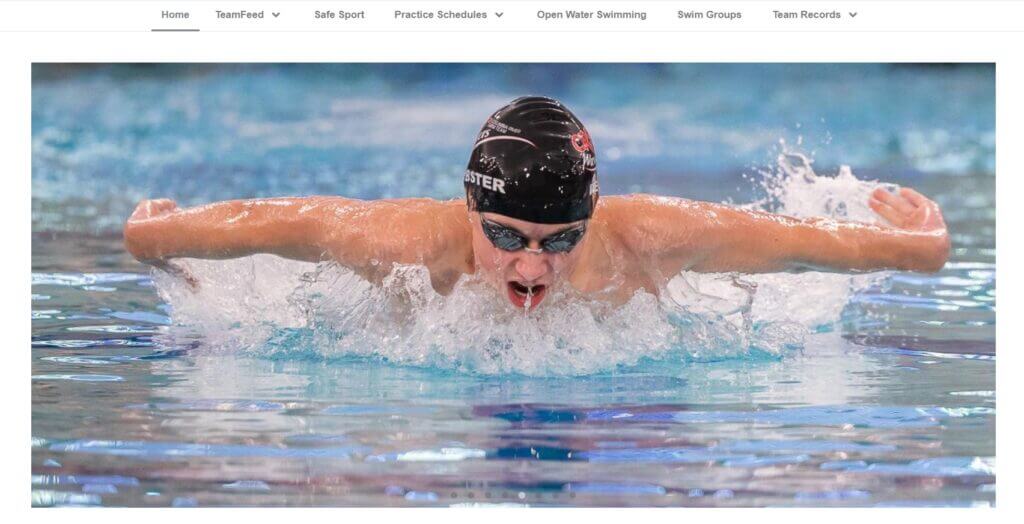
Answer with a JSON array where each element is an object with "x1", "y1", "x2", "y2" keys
[{"x1": 1, "y1": 1, "x2": 1023, "y2": 32}]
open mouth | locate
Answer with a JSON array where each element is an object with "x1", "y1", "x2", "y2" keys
[{"x1": 506, "y1": 281, "x2": 547, "y2": 310}]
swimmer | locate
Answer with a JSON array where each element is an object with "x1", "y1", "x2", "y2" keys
[{"x1": 124, "y1": 96, "x2": 950, "y2": 310}]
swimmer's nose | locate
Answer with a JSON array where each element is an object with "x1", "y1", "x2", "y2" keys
[{"x1": 514, "y1": 252, "x2": 548, "y2": 282}]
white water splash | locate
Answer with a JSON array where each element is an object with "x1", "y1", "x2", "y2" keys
[
  {"x1": 742, "y1": 150, "x2": 893, "y2": 327},
  {"x1": 154, "y1": 149, "x2": 893, "y2": 376}
]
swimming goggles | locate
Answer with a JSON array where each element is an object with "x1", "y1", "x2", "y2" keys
[{"x1": 480, "y1": 216, "x2": 587, "y2": 254}]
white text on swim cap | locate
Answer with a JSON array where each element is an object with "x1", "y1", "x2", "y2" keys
[{"x1": 465, "y1": 170, "x2": 506, "y2": 194}]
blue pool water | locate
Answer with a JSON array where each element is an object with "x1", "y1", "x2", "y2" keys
[{"x1": 32, "y1": 64, "x2": 994, "y2": 506}]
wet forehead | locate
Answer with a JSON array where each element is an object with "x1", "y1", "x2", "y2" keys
[{"x1": 480, "y1": 212, "x2": 584, "y2": 238}]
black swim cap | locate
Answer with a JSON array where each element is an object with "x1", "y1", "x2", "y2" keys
[{"x1": 465, "y1": 96, "x2": 598, "y2": 224}]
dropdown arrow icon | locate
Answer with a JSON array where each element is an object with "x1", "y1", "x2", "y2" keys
[
  {"x1": 495, "y1": 12, "x2": 503, "y2": 18},
  {"x1": 849, "y1": 12, "x2": 858, "y2": 18},
  {"x1": 272, "y1": 12, "x2": 280, "y2": 18}
]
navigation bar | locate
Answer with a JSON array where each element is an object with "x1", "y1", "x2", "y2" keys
[{"x1": 1, "y1": 1, "x2": 1021, "y2": 32}]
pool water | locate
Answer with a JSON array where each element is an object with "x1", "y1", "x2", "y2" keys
[{"x1": 32, "y1": 64, "x2": 995, "y2": 507}]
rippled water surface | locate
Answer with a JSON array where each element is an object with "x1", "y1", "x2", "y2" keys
[{"x1": 32, "y1": 64, "x2": 994, "y2": 507}]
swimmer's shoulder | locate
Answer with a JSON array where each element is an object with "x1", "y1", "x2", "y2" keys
[
  {"x1": 400, "y1": 198, "x2": 473, "y2": 288},
  {"x1": 308, "y1": 196, "x2": 466, "y2": 222},
  {"x1": 594, "y1": 193, "x2": 700, "y2": 227},
  {"x1": 388, "y1": 197, "x2": 473, "y2": 274},
  {"x1": 590, "y1": 195, "x2": 650, "y2": 257},
  {"x1": 598, "y1": 192, "x2": 708, "y2": 221},
  {"x1": 593, "y1": 194, "x2": 704, "y2": 253},
  {"x1": 313, "y1": 196, "x2": 473, "y2": 283},
  {"x1": 365, "y1": 197, "x2": 472, "y2": 248},
  {"x1": 304, "y1": 195, "x2": 470, "y2": 253}
]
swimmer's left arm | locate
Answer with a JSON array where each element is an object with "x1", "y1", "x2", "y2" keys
[{"x1": 622, "y1": 187, "x2": 950, "y2": 276}]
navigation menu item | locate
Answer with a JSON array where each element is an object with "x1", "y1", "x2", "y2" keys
[{"x1": 314, "y1": 10, "x2": 366, "y2": 21}]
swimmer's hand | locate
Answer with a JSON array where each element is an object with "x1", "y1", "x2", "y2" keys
[
  {"x1": 125, "y1": 198, "x2": 180, "y2": 262},
  {"x1": 125, "y1": 199, "x2": 200, "y2": 291},
  {"x1": 868, "y1": 187, "x2": 950, "y2": 269},
  {"x1": 129, "y1": 198, "x2": 179, "y2": 222},
  {"x1": 869, "y1": 187, "x2": 947, "y2": 234}
]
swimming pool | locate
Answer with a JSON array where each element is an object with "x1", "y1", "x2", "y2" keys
[{"x1": 31, "y1": 64, "x2": 995, "y2": 507}]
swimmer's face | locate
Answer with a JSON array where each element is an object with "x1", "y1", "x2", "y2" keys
[{"x1": 469, "y1": 212, "x2": 588, "y2": 311}]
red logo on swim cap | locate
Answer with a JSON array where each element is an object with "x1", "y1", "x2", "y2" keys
[{"x1": 570, "y1": 129, "x2": 593, "y2": 153}]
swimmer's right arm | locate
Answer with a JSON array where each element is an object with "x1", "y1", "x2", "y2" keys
[
  {"x1": 124, "y1": 196, "x2": 469, "y2": 282},
  {"x1": 124, "y1": 197, "x2": 333, "y2": 264}
]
